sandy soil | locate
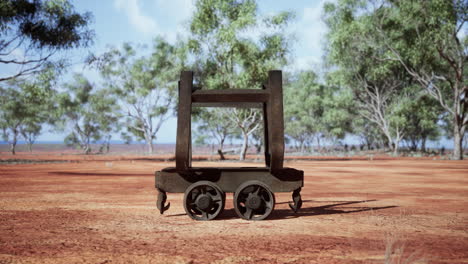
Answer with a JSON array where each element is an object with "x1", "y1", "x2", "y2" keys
[{"x1": 0, "y1": 154, "x2": 467, "y2": 264}]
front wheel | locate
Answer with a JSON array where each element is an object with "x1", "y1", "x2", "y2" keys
[{"x1": 184, "y1": 181, "x2": 225, "y2": 221}]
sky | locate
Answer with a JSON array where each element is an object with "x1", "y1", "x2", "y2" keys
[{"x1": 31, "y1": 0, "x2": 334, "y2": 143}]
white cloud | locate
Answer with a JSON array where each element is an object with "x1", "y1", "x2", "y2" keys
[
  {"x1": 114, "y1": 0, "x2": 158, "y2": 35},
  {"x1": 153, "y1": 0, "x2": 195, "y2": 42},
  {"x1": 155, "y1": 0, "x2": 194, "y2": 21},
  {"x1": 291, "y1": 0, "x2": 334, "y2": 70}
]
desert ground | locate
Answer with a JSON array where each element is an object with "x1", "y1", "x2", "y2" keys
[{"x1": 0, "y1": 151, "x2": 467, "y2": 263}]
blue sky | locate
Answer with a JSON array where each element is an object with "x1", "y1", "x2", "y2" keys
[{"x1": 30, "y1": 0, "x2": 334, "y2": 143}]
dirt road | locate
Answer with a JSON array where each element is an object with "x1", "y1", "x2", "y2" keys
[{"x1": 1, "y1": 155, "x2": 467, "y2": 263}]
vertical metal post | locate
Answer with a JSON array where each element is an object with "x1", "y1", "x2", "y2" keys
[
  {"x1": 262, "y1": 85, "x2": 270, "y2": 167},
  {"x1": 267, "y1": 70, "x2": 284, "y2": 172},
  {"x1": 176, "y1": 71, "x2": 193, "y2": 172}
]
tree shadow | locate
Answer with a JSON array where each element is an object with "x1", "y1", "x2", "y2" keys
[{"x1": 166, "y1": 199, "x2": 397, "y2": 220}]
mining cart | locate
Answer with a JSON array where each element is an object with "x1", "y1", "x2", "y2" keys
[{"x1": 155, "y1": 70, "x2": 303, "y2": 220}]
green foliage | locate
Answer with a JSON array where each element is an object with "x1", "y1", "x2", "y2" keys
[
  {"x1": 0, "y1": 0, "x2": 94, "y2": 81},
  {"x1": 57, "y1": 74, "x2": 119, "y2": 154},
  {"x1": 0, "y1": 68, "x2": 57, "y2": 154},
  {"x1": 99, "y1": 37, "x2": 186, "y2": 153},
  {"x1": 189, "y1": 0, "x2": 293, "y2": 159},
  {"x1": 189, "y1": 0, "x2": 293, "y2": 90},
  {"x1": 399, "y1": 94, "x2": 443, "y2": 151},
  {"x1": 284, "y1": 71, "x2": 353, "y2": 152},
  {"x1": 323, "y1": 0, "x2": 422, "y2": 154},
  {"x1": 324, "y1": 0, "x2": 466, "y2": 157},
  {"x1": 195, "y1": 108, "x2": 236, "y2": 151}
]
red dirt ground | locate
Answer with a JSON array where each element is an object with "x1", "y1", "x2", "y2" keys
[{"x1": 0, "y1": 153, "x2": 467, "y2": 263}]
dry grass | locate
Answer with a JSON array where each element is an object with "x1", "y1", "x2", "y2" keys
[{"x1": 384, "y1": 233, "x2": 428, "y2": 264}]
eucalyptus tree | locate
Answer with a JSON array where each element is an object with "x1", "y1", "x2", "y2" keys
[
  {"x1": 324, "y1": 0, "x2": 466, "y2": 158},
  {"x1": 371, "y1": 0, "x2": 467, "y2": 159},
  {"x1": 0, "y1": 0, "x2": 94, "y2": 82},
  {"x1": 57, "y1": 74, "x2": 119, "y2": 154},
  {"x1": 1, "y1": 85, "x2": 25, "y2": 154},
  {"x1": 188, "y1": 0, "x2": 294, "y2": 160},
  {"x1": 99, "y1": 38, "x2": 186, "y2": 154},
  {"x1": 195, "y1": 108, "x2": 236, "y2": 159},
  {"x1": 284, "y1": 71, "x2": 353, "y2": 153},
  {"x1": 324, "y1": 1, "x2": 415, "y2": 155},
  {"x1": 351, "y1": 116, "x2": 381, "y2": 150},
  {"x1": 0, "y1": 68, "x2": 56, "y2": 154},
  {"x1": 400, "y1": 94, "x2": 442, "y2": 152},
  {"x1": 284, "y1": 71, "x2": 324, "y2": 153},
  {"x1": 228, "y1": 108, "x2": 261, "y2": 160}
]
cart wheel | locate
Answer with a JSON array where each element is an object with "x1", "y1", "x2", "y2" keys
[
  {"x1": 233, "y1": 180, "x2": 275, "y2": 220},
  {"x1": 184, "y1": 181, "x2": 225, "y2": 221}
]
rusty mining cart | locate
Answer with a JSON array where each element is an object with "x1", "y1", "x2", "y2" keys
[{"x1": 155, "y1": 70, "x2": 303, "y2": 221}]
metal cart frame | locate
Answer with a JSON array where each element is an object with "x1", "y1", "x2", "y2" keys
[{"x1": 155, "y1": 70, "x2": 303, "y2": 220}]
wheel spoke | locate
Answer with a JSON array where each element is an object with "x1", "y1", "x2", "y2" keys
[
  {"x1": 245, "y1": 208, "x2": 253, "y2": 220},
  {"x1": 253, "y1": 186, "x2": 260, "y2": 196},
  {"x1": 209, "y1": 192, "x2": 222, "y2": 202},
  {"x1": 191, "y1": 206, "x2": 202, "y2": 214},
  {"x1": 202, "y1": 211, "x2": 208, "y2": 219}
]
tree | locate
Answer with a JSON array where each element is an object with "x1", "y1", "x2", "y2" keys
[
  {"x1": 373, "y1": 0, "x2": 467, "y2": 159},
  {"x1": 1, "y1": 86, "x2": 24, "y2": 154},
  {"x1": 57, "y1": 74, "x2": 119, "y2": 154},
  {"x1": 195, "y1": 108, "x2": 236, "y2": 159},
  {"x1": 0, "y1": 68, "x2": 56, "y2": 154},
  {"x1": 351, "y1": 116, "x2": 381, "y2": 151},
  {"x1": 284, "y1": 71, "x2": 323, "y2": 153},
  {"x1": 324, "y1": 0, "x2": 466, "y2": 158},
  {"x1": 400, "y1": 94, "x2": 442, "y2": 152},
  {"x1": 188, "y1": 0, "x2": 294, "y2": 160},
  {"x1": 284, "y1": 71, "x2": 353, "y2": 153},
  {"x1": 99, "y1": 38, "x2": 186, "y2": 154},
  {"x1": 228, "y1": 108, "x2": 261, "y2": 160},
  {"x1": 324, "y1": 1, "x2": 413, "y2": 155},
  {"x1": 0, "y1": 0, "x2": 94, "y2": 82}
]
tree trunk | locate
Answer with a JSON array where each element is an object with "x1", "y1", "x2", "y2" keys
[
  {"x1": 10, "y1": 142, "x2": 16, "y2": 155},
  {"x1": 255, "y1": 141, "x2": 262, "y2": 154},
  {"x1": 453, "y1": 124, "x2": 463, "y2": 160},
  {"x1": 217, "y1": 138, "x2": 225, "y2": 160},
  {"x1": 144, "y1": 131, "x2": 154, "y2": 154},
  {"x1": 300, "y1": 141, "x2": 305, "y2": 154},
  {"x1": 147, "y1": 140, "x2": 154, "y2": 154},
  {"x1": 393, "y1": 139, "x2": 399, "y2": 156},
  {"x1": 421, "y1": 136, "x2": 427, "y2": 153},
  {"x1": 84, "y1": 144, "x2": 91, "y2": 155},
  {"x1": 28, "y1": 142, "x2": 33, "y2": 153},
  {"x1": 410, "y1": 138, "x2": 418, "y2": 151},
  {"x1": 10, "y1": 131, "x2": 18, "y2": 155},
  {"x1": 239, "y1": 132, "x2": 248, "y2": 161}
]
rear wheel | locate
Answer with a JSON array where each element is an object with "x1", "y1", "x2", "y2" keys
[{"x1": 233, "y1": 180, "x2": 275, "y2": 220}]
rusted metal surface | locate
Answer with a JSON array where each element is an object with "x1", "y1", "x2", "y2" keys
[
  {"x1": 267, "y1": 70, "x2": 285, "y2": 172},
  {"x1": 175, "y1": 71, "x2": 193, "y2": 172},
  {"x1": 156, "y1": 167, "x2": 303, "y2": 193},
  {"x1": 192, "y1": 89, "x2": 269, "y2": 103},
  {"x1": 289, "y1": 188, "x2": 303, "y2": 213},
  {"x1": 156, "y1": 70, "x2": 303, "y2": 220}
]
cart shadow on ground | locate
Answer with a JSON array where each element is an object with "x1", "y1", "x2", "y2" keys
[{"x1": 167, "y1": 199, "x2": 398, "y2": 220}]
